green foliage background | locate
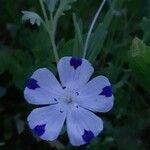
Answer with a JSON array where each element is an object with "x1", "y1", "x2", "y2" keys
[{"x1": 0, "y1": 0, "x2": 150, "y2": 149}]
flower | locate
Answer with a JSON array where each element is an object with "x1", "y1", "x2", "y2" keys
[
  {"x1": 24, "y1": 56, "x2": 114, "y2": 146},
  {"x1": 22, "y1": 11, "x2": 41, "y2": 26}
]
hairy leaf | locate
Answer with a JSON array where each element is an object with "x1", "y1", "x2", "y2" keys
[
  {"x1": 43, "y1": 0, "x2": 59, "y2": 12},
  {"x1": 129, "y1": 37, "x2": 150, "y2": 90}
]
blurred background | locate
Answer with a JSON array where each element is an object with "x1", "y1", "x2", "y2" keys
[{"x1": 0, "y1": 0, "x2": 150, "y2": 149}]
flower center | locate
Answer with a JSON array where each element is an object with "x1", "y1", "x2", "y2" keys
[
  {"x1": 65, "y1": 95, "x2": 73, "y2": 103},
  {"x1": 62, "y1": 88, "x2": 78, "y2": 104}
]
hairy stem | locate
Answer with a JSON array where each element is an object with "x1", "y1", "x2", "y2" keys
[
  {"x1": 39, "y1": 0, "x2": 49, "y2": 25},
  {"x1": 39, "y1": 0, "x2": 59, "y2": 63}
]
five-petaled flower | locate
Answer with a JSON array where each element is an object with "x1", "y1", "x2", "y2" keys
[{"x1": 24, "y1": 56, "x2": 114, "y2": 146}]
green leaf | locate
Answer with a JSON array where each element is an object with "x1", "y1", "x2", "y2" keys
[
  {"x1": 59, "y1": 39, "x2": 74, "y2": 57},
  {"x1": 16, "y1": 28, "x2": 54, "y2": 61},
  {"x1": 88, "y1": 1, "x2": 117, "y2": 63},
  {"x1": 0, "y1": 46, "x2": 13, "y2": 74},
  {"x1": 43, "y1": 0, "x2": 59, "y2": 12},
  {"x1": 14, "y1": 116, "x2": 25, "y2": 134},
  {"x1": 56, "y1": 0, "x2": 77, "y2": 17},
  {"x1": 72, "y1": 13, "x2": 83, "y2": 56},
  {"x1": 129, "y1": 37, "x2": 150, "y2": 90},
  {"x1": 61, "y1": 0, "x2": 77, "y2": 12},
  {"x1": 140, "y1": 17, "x2": 150, "y2": 45}
]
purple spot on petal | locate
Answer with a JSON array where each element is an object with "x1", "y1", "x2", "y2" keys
[
  {"x1": 99, "y1": 86, "x2": 112, "y2": 97},
  {"x1": 26, "y1": 78, "x2": 40, "y2": 90},
  {"x1": 70, "y1": 57, "x2": 82, "y2": 70},
  {"x1": 33, "y1": 124, "x2": 46, "y2": 136},
  {"x1": 82, "y1": 130, "x2": 94, "y2": 143}
]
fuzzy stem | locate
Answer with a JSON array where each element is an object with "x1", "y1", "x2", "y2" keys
[
  {"x1": 39, "y1": 0, "x2": 59, "y2": 63},
  {"x1": 39, "y1": 0, "x2": 49, "y2": 25}
]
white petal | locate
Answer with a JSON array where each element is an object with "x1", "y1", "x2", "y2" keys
[
  {"x1": 66, "y1": 106, "x2": 103, "y2": 146},
  {"x1": 77, "y1": 76, "x2": 114, "y2": 112},
  {"x1": 28, "y1": 104, "x2": 66, "y2": 141},
  {"x1": 57, "y1": 57, "x2": 94, "y2": 89},
  {"x1": 22, "y1": 11, "x2": 41, "y2": 26},
  {"x1": 24, "y1": 68, "x2": 63, "y2": 105}
]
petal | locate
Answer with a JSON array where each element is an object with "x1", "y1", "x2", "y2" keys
[
  {"x1": 28, "y1": 104, "x2": 66, "y2": 141},
  {"x1": 57, "y1": 57, "x2": 94, "y2": 89},
  {"x1": 66, "y1": 106, "x2": 103, "y2": 146},
  {"x1": 24, "y1": 68, "x2": 63, "y2": 105},
  {"x1": 77, "y1": 76, "x2": 114, "y2": 112},
  {"x1": 22, "y1": 11, "x2": 41, "y2": 26}
]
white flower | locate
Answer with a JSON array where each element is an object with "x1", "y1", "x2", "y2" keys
[
  {"x1": 24, "y1": 56, "x2": 114, "y2": 146},
  {"x1": 22, "y1": 11, "x2": 41, "y2": 26}
]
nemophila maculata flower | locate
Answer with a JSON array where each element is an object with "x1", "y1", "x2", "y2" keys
[
  {"x1": 22, "y1": 11, "x2": 41, "y2": 26},
  {"x1": 24, "y1": 56, "x2": 114, "y2": 146}
]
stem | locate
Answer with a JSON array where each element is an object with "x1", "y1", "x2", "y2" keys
[
  {"x1": 83, "y1": 0, "x2": 107, "y2": 58},
  {"x1": 39, "y1": 0, "x2": 49, "y2": 25},
  {"x1": 49, "y1": 31, "x2": 59, "y2": 62},
  {"x1": 39, "y1": 0, "x2": 59, "y2": 63},
  {"x1": 47, "y1": 0, "x2": 65, "y2": 62},
  {"x1": 52, "y1": 0, "x2": 64, "y2": 40},
  {"x1": 49, "y1": 11, "x2": 59, "y2": 62},
  {"x1": 50, "y1": 12, "x2": 53, "y2": 23}
]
